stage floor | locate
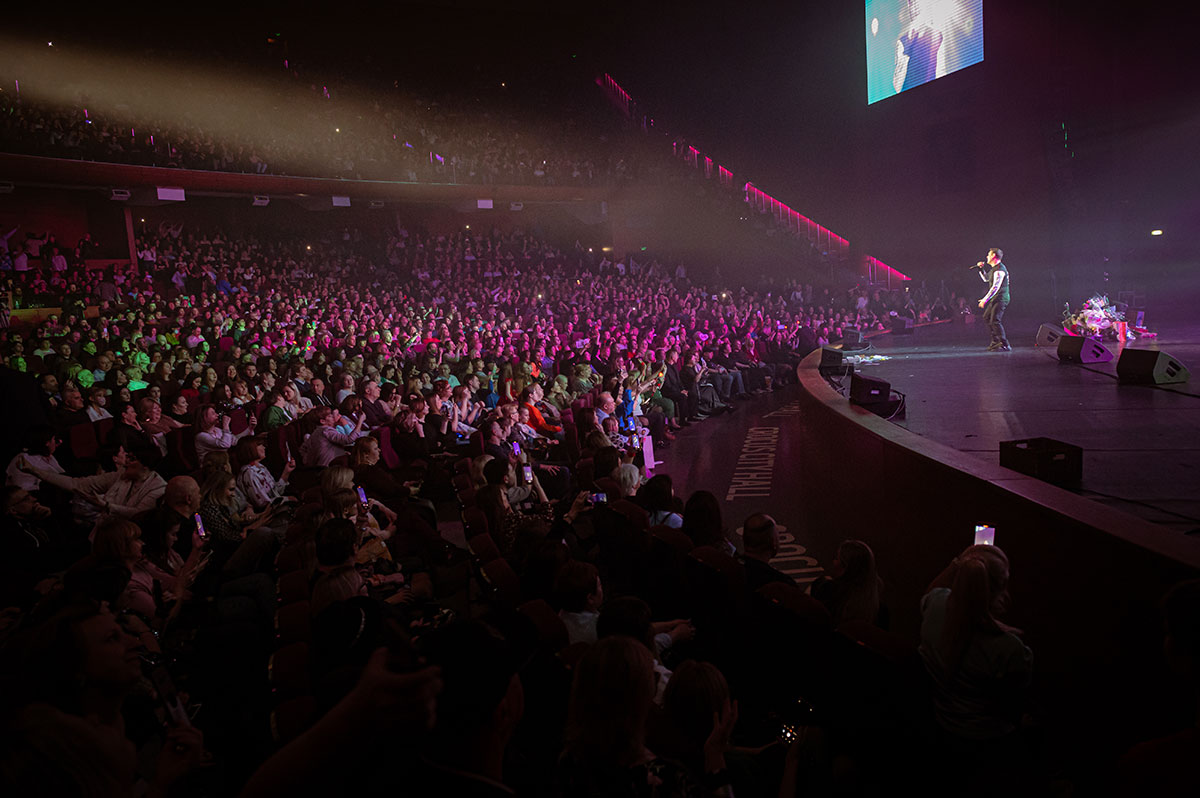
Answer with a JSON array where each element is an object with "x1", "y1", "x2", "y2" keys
[{"x1": 852, "y1": 316, "x2": 1200, "y2": 533}]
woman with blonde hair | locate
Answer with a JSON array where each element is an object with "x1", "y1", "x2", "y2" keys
[
  {"x1": 812, "y1": 539, "x2": 887, "y2": 628},
  {"x1": 558, "y1": 637, "x2": 719, "y2": 795},
  {"x1": 919, "y1": 544, "x2": 1032, "y2": 744}
]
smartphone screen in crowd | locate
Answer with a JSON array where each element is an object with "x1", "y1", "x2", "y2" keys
[
  {"x1": 974, "y1": 525, "x2": 995, "y2": 546},
  {"x1": 194, "y1": 513, "x2": 206, "y2": 539}
]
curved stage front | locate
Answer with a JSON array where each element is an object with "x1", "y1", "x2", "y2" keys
[{"x1": 793, "y1": 319, "x2": 1200, "y2": 759}]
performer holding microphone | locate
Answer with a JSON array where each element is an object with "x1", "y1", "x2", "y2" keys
[{"x1": 973, "y1": 248, "x2": 1010, "y2": 352}]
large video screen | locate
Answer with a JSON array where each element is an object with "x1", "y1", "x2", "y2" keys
[{"x1": 865, "y1": 0, "x2": 984, "y2": 104}]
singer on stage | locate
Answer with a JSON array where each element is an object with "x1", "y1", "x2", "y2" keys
[{"x1": 974, "y1": 248, "x2": 1010, "y2": 351}]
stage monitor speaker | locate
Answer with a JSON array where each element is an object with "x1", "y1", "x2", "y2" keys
[
  {"x1": 1117, "y1": 349, "x2": 1191, "y2": 385},
  {"x1": 850, "y1": 373, "x2": 890, "y2": 405},
  {"x1": 818, "y1": 346, "x2": 852, "y2": 378},
  {"x1": 890, "y1": 316, "x2": 914, "y2": 335},
  {"x1": 1000, "y1": 437, "x2": 1083, "y2": 484},
  {"x1": 841, "y1": 328, "x2": 867, "y2": 350},
  {"x1": 1056, "y1": 336, "x2": 1113, "y2": 364},
  {"x1": 1035, "y1": 324, "x2": 1063, "y2": 348}
]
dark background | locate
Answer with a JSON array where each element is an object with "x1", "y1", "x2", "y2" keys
[{"x1": 6, "y1": 1, "x2": 1199, "y2": 318}]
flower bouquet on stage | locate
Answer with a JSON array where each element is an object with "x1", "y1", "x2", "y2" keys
[{"x1": 1062, "y1": 294, "x2": 1156, "y2": 341}]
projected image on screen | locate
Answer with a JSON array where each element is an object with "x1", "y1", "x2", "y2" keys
[{"x1": 865, "y1": 0, "x2": 984, "y2": 104}]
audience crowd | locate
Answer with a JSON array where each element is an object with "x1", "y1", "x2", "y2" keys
[
  {"x1": 0, "y1": 210, "x2": 1195, "y2": 796},
  {"x1": 0, "y1": 62, "x2": 641, "y2": 186}
]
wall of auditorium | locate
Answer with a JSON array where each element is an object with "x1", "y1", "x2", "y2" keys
[{"x1": 0, "y1": 187, "x2": 128, "y2": 261}]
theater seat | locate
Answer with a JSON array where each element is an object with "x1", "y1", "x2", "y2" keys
[
  {"x1": 519, "y1": 598, "x2": 570, "y2": 652},
  {"x1": 374, "y1": 427, "x2": 403, "y2": 470},
  {"x1": 462, "y1": 506, "x2": 489, "y2": 539},
  {"x1": 68, "y1": 422, "x2": 100, "y2": 461},
  {"x1": 268, "y1": 642, "x2": 311, "y2": 699},
  {"x1": 467, "y1": 531, "x2": 501, "y2": 565},
  {"x1": 275, "y1": 601, "x2": 313, "y2": 646},
  {"x1": 481, "y1": 559, "x2": 521, "y2": 606},
  {"x1": 277, "y1": 570, "x2": 311, "y2": 605},
  {"x1": 610, "y1": 498, "x2": 649, "y2": 531}
]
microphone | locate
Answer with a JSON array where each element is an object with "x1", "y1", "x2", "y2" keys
[{"x1": 969, "y1": 261, "x2": 985, "y2": 269}]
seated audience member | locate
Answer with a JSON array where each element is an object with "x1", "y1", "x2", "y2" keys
[
  {"x1": 1, "y1": 485, "x2": 59, "y2": 607},
  {"x1": 194, "y1": 405, "x2": 256, "y2": 463},
  {"x1": 639, "y1": 473, "x2": 683, "y2": 529},
  {"x1": 476, "y1": 481, "x2": 552, "y2": 555},
  {"x1": 82, "y1": 516, "x2": 193, "y2": 621},
  {"x1": 408, "y1": 621, "x2": 525, "y2": 794},
  {"x1": 469, "y1": 453, "x2": 495, "y2": 490},
  {"x1": 109, "y1": 401, "x2": 158, "y2": 455},
  {"x1": 557, "y1": 636, "x2": 709, "y2": 795},
  {"x1": 84, "y1": 386, "x2": 113, "y2": 421},
  {"x1": 681, "y1": 490, "x2": 733, "y2": 555},
  {"x1": 235, "y1": 435, "x2": 295, "y2": 512},
  {"x1": 738, "y1": 513, "x2": 797, "y2": 591},
  {"x1": 137, "y1": 396, "x2": 185, "y2": 453},
  {"x1": 555, "y1": 560, "x2": 603, "y2": 645},
  {"x1": 311, "y1": 518, "x2": 368, "y2": 614},
  {"x1": 239, "y1": 647, "x2": 442, "y2": 797},
  {"x1": 597, "y1": 596, "x2": 695, "y2": 705},
  {"x1": 919, "y1": 544, "x2": 1033, "y2": 793},
  {"x1": 483, "y1": 456, "x2": 532, "y2": 509},
  {"x1": 1117, "y1": 579, "x2": 1200, "y2": 798},
  {"x1": 388, "y1": 407, "x2": 431, "y2": 462},
  {"x1": 811, "y1": 539, "x2": 888, "y2": 628},
  {"x1": 614, "y1": 462, "x2": 642, "y2": 500},
  {"x1": 351, "y1": 436, "x2": 439, "y2": 543},
  {"x1": 5, "y1": 429, "x2": 64, "y2": 493},
  {"x1": 300, "y1": 406, "x2": 366, "y2": 467},
  {"x1": 654, "y1": 660, "x2": 740, "y2": 795},
  {"x1": 358, "y1": 379, "x2": 395, "y2": 428},
  {"x1": 164, "y1": 392, "x2": 191, "y2": 424},
  {"x1": 520, "y1": 383, "x2": 561, "y2": 437},
  {"x1": 21, "y1": 446, "x2": 166, "y2": 532},
  {"x1": 261, "y1": 389, "x2": 296, "y2": 431},
  {"x1": 0, "y1": 601, "x2": 208, "y2": 797},
  {"x1": 50, "y1": 381, "x2": 88, "y2": 432},
  {"x1": 198, "y1": 470, "x2": 280, "y2": 578},
  {"x1": 481, "y1": 418, "x2": 516, "y2": 464}
]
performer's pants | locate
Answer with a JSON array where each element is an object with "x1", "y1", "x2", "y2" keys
[{"x1": 983, "y1": 299, "x2": 1009, "y2": 346}]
